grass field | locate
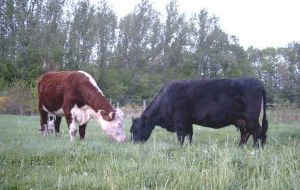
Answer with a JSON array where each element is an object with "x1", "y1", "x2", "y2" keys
[{"x1": 0, "y1": 114, "x2": 299, "y2": 190}]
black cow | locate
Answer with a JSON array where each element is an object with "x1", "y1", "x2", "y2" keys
[{"x1": 130, "y1": 78, "x2": 268, "y2": 147}]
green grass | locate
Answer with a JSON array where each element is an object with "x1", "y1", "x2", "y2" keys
[{"x1": 0, "y1": 115, "x2": 299, "y2": 190}]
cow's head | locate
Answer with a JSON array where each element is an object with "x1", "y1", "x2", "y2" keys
[
  {"x1": 96, "y1": 108, "x2": 126, "y2": 143},
  {"x1": 130, "y1": 116, "x2": 154, "y2": 143}
]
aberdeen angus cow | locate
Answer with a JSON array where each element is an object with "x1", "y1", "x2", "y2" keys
[
  {"x1": 38, "y1": 71, "x2": 126, "y2": 143},
  {"x1": 130, "y1": 78, "x2": 268, "y2": 147}
]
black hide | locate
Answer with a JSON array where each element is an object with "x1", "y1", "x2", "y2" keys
[{"x1": 130, "y1": 78, "x2": 268, "y2": 147}]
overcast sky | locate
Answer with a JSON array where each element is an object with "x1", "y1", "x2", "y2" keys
[{"x1": 102, "y1": 0, "x2": 300, "y2": 49}]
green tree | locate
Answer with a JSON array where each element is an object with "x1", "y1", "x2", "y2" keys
[
  {"x1": 116, "y1": 0, "x2": 161, "y2": 69},
  {"x1": 41, "y1": 0, "x2": 66, "y2": 71},
  {"x1": 94, "y1": 0, "x2": 117, "y2": 67},
  {"x1": 66, "y1": 0, "x2": 96, "y2": 70},
  {"x1": 163, "y1": 0, "x2": 189, "y2": 78},
  {"x1": 189, "y1": 9, "x2": 219, "y2": 78}
]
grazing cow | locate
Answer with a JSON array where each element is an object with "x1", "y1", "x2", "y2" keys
[
  {"x1": 38, "y1": 71, "x2": 126, "y2": 143},
  {"x1": 130, "y1": 78, "x2": 268, "y2": 147}
]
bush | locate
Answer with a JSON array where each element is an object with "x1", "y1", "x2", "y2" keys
[
  {"x1": 4, "y1": 80, "x2": 35, "y2": 115},
  {"x1": 0, "y1": 96, "x2": 9, "y2": 113}
]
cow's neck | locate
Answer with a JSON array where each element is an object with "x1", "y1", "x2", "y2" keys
[
  {"x1": 85, "y1": 92, "x2": 114, "y2": 114},
  {"x1": 95, "y1": 98, "x2": 114, "y2": 113},
  {"x1": 143, "y1": 102, "x2": 160, "y2": 128}
]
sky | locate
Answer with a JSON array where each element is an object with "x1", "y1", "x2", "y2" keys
[{"x1": 101, "y1": 0, "x2": 300, "y2": 49}]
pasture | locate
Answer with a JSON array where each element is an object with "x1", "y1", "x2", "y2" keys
[{"x1": 0, "y1": 114, "x2": 299, "y2": 189}]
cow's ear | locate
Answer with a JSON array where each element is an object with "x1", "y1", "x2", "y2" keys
[{"x1": 109, "y1": 111, "x2": 115, "y2": 120}]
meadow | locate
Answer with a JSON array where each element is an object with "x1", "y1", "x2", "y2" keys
[{"x1": 0, "y1": 114, "x2": 299, "y2": 190}]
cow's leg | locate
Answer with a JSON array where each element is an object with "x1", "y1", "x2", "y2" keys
[
  {"x1": 247, "y1": 120, "x2": 263, "y2": 148},
  {"x1": 79, "y1": 124, "x2": 87, "y2": 140},
  {"x1": 47, "y1": 116, "x2": 55, "y2": 135},
  {"x1": 235, "y1": 119, "x2": 250, "y2": 147},
  {"x1": 239, "y1": 131, "x2": 251, "y2": 147},
  {"x1": 252, "y1": 123, "x2": 264, "y2": 148},
  {"x1": 187, "y1": 124, "x2": 193, "y2": 145},
  {"x1": 177, "y1": 128, "x2": 185, "y2": 146},
  {"x1": 54, "y1": 116, "x2": 62, "y2": 136},
  {"x1": 189, "y1": 128, "x2": 193, "y2": 145},
  {"x1": 39, "y1": 108, "x2": 48, "y2": 136},
  {"x1": 63, "y1": 105, "x2": 77, "y2": 141},
  {"x1": 174, "y1": 113, "x2": 187, "y2": 146}
]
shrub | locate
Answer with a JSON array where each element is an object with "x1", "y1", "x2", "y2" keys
[
  {"x1": 4, "y1": 80, "x2": 34, "y2": 115},
  {"x1": 0, "y1": 96, "x2": 9, "y2": 113}
]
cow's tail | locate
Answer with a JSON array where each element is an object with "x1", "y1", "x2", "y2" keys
[{"x1": 262, "y1": 88, "x2": 268, "y2": 133}]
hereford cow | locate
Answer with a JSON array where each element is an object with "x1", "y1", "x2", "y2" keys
[
  {"x1": 38, "y1": 71, "x2": 126, "y2": 143},
  {"x1": 130, "y1": 78, "x2": 268, "y2": 147}
]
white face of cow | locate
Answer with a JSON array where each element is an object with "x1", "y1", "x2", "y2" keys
[{"x1": 96, "y1": 108, "x2": 126, "y2": 143}]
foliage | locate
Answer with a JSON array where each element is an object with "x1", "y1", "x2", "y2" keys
[
  {"x1": 0, "y1": 96, "x2": 9, "y2": 113},
  {"x1": 0, "y1": 115, "x2": 299, "y2": 189},
  {"x1": 0, "y1": 0, "x2": 299, "y2": 112},
  {"x1": 4, "y1": 80, "x2": 34, "y2": 115},
  {"x1": 0, "y1": 59, "x2": 17, "y2": 89}
]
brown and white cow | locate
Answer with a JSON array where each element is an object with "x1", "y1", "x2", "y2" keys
[{"x1": 38, "y1": 71, "x2": 126, "y2": 143}]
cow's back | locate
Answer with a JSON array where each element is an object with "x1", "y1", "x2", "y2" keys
[{"x1": 163, "y1": 78, "x2": 263, "y2": 105}]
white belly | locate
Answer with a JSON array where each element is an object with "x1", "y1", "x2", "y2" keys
[
  {"x1": 42, "y1": 105, "x2": 95, "y2": 125},
  {"x1": 43, "y1": 106, "x2": 64, "y2": 116}
]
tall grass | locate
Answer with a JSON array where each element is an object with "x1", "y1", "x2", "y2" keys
[{"x1": 0, "y1": 115, "x2": 299, "y2": 189}]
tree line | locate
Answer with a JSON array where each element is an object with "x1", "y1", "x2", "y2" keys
[{"x1": 0, "y1": 0, "x2": 299, "y2": 114}]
